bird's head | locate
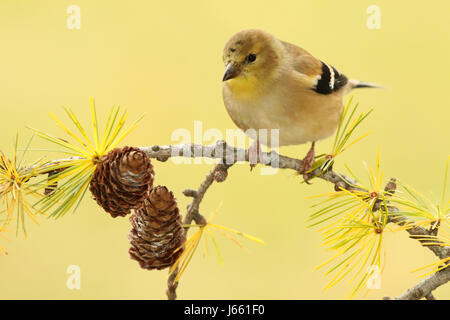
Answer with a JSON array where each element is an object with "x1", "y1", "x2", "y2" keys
[{"x1": 222, "y1": 29, "x2": 282, "y2": 91}]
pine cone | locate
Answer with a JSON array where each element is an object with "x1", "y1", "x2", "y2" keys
[
  {"x1": 128, "y1": 186, "x2": 185, "y2": 270},
  {"x1": 89, "y1": 146, "x2": 154, "y2": 218}
]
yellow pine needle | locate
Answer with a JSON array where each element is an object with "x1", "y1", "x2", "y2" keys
[
  {"x1": 393, "y1": 169, "x2": 449, "y2": 228},
  {"x1": 394, "y1": 220, "x2": 434, "y2": 232},
  {"x1": 307, "y1": 191, "x2": 346, "y2": 200},
  {"x1": 31, "y1": 101, "x2": 143, "y2": 217},
  {"x1": 22, "y1": 198, "x2": 39, "y2": 225},
  {"x1": 30, "y1": 127, "x2": 91, "y2": 158},
  {"x1": 339, "y1": 189, "x2": 371, "y2": 209},
  {"x1": 316, "y1": 230, "x2": 370, "y2": 271},
  {"x1": 202, "y1": 230, "x2": 209, "y2": 259},
  {"x1": 338, "y1": 131, "x2": 372, "y2": 155},
  {"x1": 375, "y1": 149, "x2": 383, "y2": 190},
  {"x1": 48, "y1": 113, "x2": 95, "y2": 154},
  {"x1": 422, "y1": 261, "x2": 450, "y2": 276},
  {"x1": 309, "y1": 152, "x2": 390, "y2": 298},
  {"x1": 209, "y1": 226, "x2": 243, "y2": 248},
  {"x1": 169, "y1": 227, "x2": 203, "y2": 279},
  {"x1": 42, "y1": 160, "x2": 89, "y2": 184},
  {"x1": 206, "y1": 228, "x2": 223, "y2": 265},
  {"x1": 170, "y1": 228, "x2": 200, "y2": 256},
  {"x1": 441, "y1": 156, "x2": 450, "y2": 214},
  {"x1": 441, "y1": 156, "x2": 449, "y2": 210},
  {"x1": 182, "y1": 224, "x2": 199, "y2": 228},
  {"x1": 331, "y1": 97, "x2": 351, "y2": 152},
  {"x1": 409, "y1": 234, "x2": 445, "y2": 239},
  {"x1": 170, "y1": 224, "x2": 204, "y2": 273},
  {"x1": 99, "y1": 107, "x2": 118, "y2": 152},
  {"x1": 308, "y1": 196, "x2": 356, "y2": 217},
  {"x1": 106, "y1": 112, "x2": 127, "y2": 144},
  {"x1": 411, "y1": 257, "x2": 450, "y2": 276},
  {"x1": 348, "y1": 234, "x2": 378, "y2": 284},
  {"x1": 334, "y1": 118, "x2": 363, "y2": 155},
  {"x1": 418, "y1": 241, "x2": 449, "y2": 246},
  {"x1": 347, "y1": 238, "x2": 383, "y2": 298},
  {"x1": 169, "y1": 202, "x2": 264, "y2": 282},
  {"x1": 108, "y1": 116, "x2": 144, "y2": 152},
  {"x1": 0, "y1": 137, "x2": 46, "y2": 237},
  {"x1": 308, "y1": 204, "x2": 360, "y2": 229},
  {"x1": 403, "y1": 185, "x2": 435, "y2": 210},
  {"x1": 175, "y1": 230, "x2": 203, "y2": 282},
  {"x1": 35, "y1": 163, "x2": 93, "y2": 211},
  {"x1": 209, "y1": 226, "x2": 254, "y2": 255},
  {"x1": 317, "y1": 206, "x2": 366, "y2": 234},
  {"x1": 323, "y1": 236, "x2": 374, "y2": 290},
  {"x1": 0, "y1": 241, "x2": 7, "y2": 254},
  {"x1": 90, "y1": 99, "x2": 100, "y2": 152},
  {"x1": 315, "y1": 249, "x2": 346, "y2": 271},
  {"x1": 317, "y1": 153, "x2": 388, "y2": 225},
  {"x1": 407, "y1": 232, "x2": 450, "y2": 277},
  {"x1": 208, "y1": 223, "x2": 265, "y2": 245},
  {"x1": 0, "y1": 226, "x2": 12, "y2": 254},
  {"x1": 318, "y1": 219, "x2": 347, "y2": 237},
  {"x1": 64, "y1": 107, "x2": 98, "y2": 152},
  {"x1": 321, "y1": 228, "x2": 370, "y2": 263},
  {"x1": 314, "y1": 98, "x2": 372, "y2": 180},
  {"x1": 208, "y1": 201, "x2": 223, "y2": 222},
  {"x1": 326, "y1": 98, "x2": 372, "y2": 162},
  {"x1": 365, "y1": 163, "x2": 376, "y2": 192}
]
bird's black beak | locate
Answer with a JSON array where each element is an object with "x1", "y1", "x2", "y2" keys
[{"x1": 222, "y1": 63, "x2": 241, "y2": 82}]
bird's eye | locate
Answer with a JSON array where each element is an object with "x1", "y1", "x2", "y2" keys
[{"x1": 246, "y1": 53, "x2": 256, "y2": 63}]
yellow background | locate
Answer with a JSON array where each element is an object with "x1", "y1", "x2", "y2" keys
[{"x1": 0, "y1": 0, "x2": 449, "y2": 299}]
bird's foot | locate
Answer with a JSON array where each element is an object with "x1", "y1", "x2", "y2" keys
[
  {"x1": 299, "y1": 142, "x2": 316, "y2": 184},
  {"x1": 246, "y1": 140, "x2": 262, "y2": 172}
]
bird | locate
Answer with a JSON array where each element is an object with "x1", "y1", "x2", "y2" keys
[{"x1": 221, "y1": 29, "x2": 379, "y2": 180}]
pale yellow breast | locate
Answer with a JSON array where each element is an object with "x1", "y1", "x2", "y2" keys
[{"x1": 222, "y1": 73, "x2": 343, "y2": 147}]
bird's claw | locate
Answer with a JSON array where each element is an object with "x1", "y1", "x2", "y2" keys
[
  {"x1": 246, "y1": 140, "x2": 261, "y2": 172},
  {"x1": 299, "y1": 165, "x2": 313, "y2": 184},
  {"x1": 299, "y1": 142, "x2": 316, "y2": 184}
]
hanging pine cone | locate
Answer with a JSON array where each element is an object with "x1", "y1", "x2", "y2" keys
[
  {"x1": 89, "y1": 146, "x2": 154, "y2": 218},
  {"x1": 128, "y1": 186, "x2": 185, "y2": 270}
]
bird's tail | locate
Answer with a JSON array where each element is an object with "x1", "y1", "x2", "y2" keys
[{"x1": 350, "y1": 79, "x2": 384, "y2": 90}]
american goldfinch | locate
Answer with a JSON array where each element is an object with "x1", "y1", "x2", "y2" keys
[{"x1": 222, "y1": 29, "x2": 379, "y2": 179}]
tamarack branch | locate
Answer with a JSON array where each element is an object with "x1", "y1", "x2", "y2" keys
[
  {"x1": 1, "y1": 103, "x2": 448, "y2": 300},
  {"x1": 140, "y1": 141, "x2": 450, "y2": 300}
]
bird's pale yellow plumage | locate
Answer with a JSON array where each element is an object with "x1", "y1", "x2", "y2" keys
[{"x1": 222, "y1": 29, "x2": 361, "y2": 147}]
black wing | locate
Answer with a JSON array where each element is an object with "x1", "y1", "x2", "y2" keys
[{"x1": 313, "y1": 61, "x2": 348, "y2": 95}]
